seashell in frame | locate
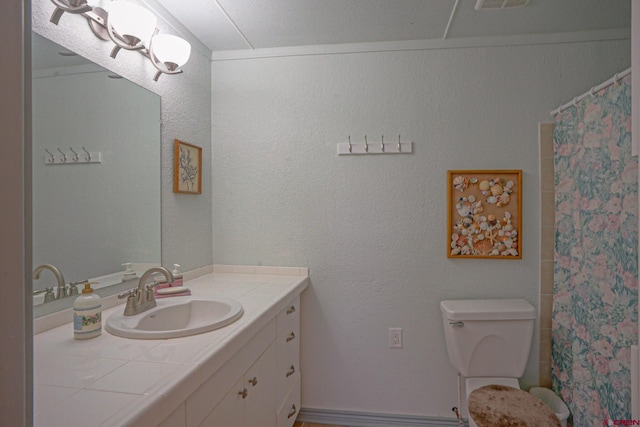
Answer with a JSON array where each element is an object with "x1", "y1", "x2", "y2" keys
[{"x1": 453, "y1": 176, "x2": 468, "y2": 192}]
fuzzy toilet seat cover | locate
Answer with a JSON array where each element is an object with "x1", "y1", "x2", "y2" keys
[{"x1": 468, "y1": 384, "x2": 561, "y2": 427}]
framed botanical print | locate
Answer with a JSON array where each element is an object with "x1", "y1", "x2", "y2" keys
[{"x1": 174, "y1": 139, "x2": 202, "y2": 194}]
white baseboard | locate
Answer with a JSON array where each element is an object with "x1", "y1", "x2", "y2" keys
[{"x1": 297, "y1": 407, "x2": 467, "y2": 427}]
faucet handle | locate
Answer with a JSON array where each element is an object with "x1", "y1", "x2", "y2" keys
[
  {"x1": 144, "y1": 282, "x2": 162, "y2": 306},
  {"x1": 118, "y1": 288, "x2": 137, "y2": 299},
  {"x1": 33, "y1": 287, "x2": 56, "y2": 304},
  {"x1": 118, "y1": 288, "x2": 139, "y2": 316},
  {"x1": 68, "y1": 281, "x2": 84, "y2": 296},
  {"x1": 145, "y1": 281, "x2": 162, "y2": 291}
]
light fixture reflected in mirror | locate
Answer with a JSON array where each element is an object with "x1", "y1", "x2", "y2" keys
[{"x1": 49, "y1": 0, "x2": 191, "y2": 81}]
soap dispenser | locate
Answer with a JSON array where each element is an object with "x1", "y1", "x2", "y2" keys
[
  {"x1": 172, "y1": 264, "x2": 183, "y2": 287},
  {"x1": 73, "y1": 281, "x2": 101, "y2": 340},
  {"x1": 122, "y1": 263, "x2": 137, "y2": 281}
]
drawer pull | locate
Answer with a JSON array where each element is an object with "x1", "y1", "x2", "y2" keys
[
  {"x1": 238, "y1": 388, "x2": 248, "y2": 399},
  {"x1": 286, "y1": 306, "x2": 296, "y2": 315},
  {"x1": 248, "y1": 376, "x2": 258, "y2": 387},
  {"x1": 286, "y1": 365, "x2": 296, "y2": 377},
  {"x1": 286, "y1": 332, "x2": 296, "y2": 342},
  {"x1": 287, "y1": 404, "x2": 297, "y2": 419}
]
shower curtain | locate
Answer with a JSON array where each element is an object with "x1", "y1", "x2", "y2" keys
[{"x1": 552, "y1": 74, "x2": 637, "y2": 425}]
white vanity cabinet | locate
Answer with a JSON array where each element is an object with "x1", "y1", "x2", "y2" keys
[
  {"x1": 34, "y1": 270, "x2": 309, "y2": 427},
  {"x1": 182, "y1": 294, "x2": 302, "y2": 427}
]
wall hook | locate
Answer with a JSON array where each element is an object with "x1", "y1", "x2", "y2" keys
[
  {"x1": 381, "y1": 135, "x2": 384, "y2": 152},
  {"x1": 364, "y1": 135, "x2": 368, "y2": 153},
  {"x1": 45, "y1": 149, "x2": 55, "y2": 163},
  {"x1": 348, "y1": 136, "x2": 352, "y2": 153},
  {"x1": 398, "y1": 135, "x2": 402, "y2": 152},
  {"x1": 57, "y1": 148, "x2": 67, "y2": 163},
  {"x1": 69, "y1": 147, "x2": 79, "y2": 162},
  {"x1": 82, "y1": 147, "x2": 92, "y2": 162}
]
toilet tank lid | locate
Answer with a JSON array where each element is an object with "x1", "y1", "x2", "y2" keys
[{"x1": 440, "y1": 299, "x2": 535, "y2": 321}]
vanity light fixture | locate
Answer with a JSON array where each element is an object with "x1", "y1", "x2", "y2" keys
[
  {"x1": 106, "y1": 1, "x2": 157, "y2": 58},
  {"x1": 48, "y1": 0, "x2": 191, "y2": 81},
  {"x1": 149, "y1": 34, "x2": 192, "y2": 81}
]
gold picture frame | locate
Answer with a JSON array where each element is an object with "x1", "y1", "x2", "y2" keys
[
  {"x1": 447, "y1": 170, "x2": 522, "y2": 259},
  {"x1": 174, "y1": 139, "x2": 202, "y2": 194}
]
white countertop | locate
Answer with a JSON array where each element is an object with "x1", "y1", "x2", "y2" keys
[{"x1": 33, "y1": 267, "x2": 309, "y2": 427}]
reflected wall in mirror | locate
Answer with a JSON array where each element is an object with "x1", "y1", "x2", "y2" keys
[{"x1": 32, "y1": 33, "x2": 162, "y2": 317}]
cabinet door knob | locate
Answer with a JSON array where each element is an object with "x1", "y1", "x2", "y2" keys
[
  {"x1": 286, "y1": 365, "x2": 296, "y2": 377},
  {"x1": 238, "y1": 388, "x2": 248, "y2": 399},
  {"x1": 286, "y1": 306, "x2": 296, "y2": 315},
  {"x1": 286, "y1": 332, "x2": 296, "y2": 342},
  {"x1": 248, "y1": 376, "x2": 258, "y2": 387},
  {"x1": 287, "y1": 404, "x2": 297, "y2": 419}
]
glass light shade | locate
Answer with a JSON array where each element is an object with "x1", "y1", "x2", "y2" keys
[
  {"x1": 151, "y1": 34, "x2": 191, "y2": 67},
  {"x1": 108, "y1": 1, "x2": 157, "y2": 46}
]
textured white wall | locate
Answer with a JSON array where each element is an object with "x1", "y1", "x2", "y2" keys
[
  {"x1": 32, "y1": 0, "x2": 212, "y2": 272},
  {"x1": 211, "y1": 40, "x2": 630, "y2": 417}
]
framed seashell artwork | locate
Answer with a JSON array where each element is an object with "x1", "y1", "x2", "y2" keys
[{"x1": 447, "y1": 170, "x2": 522, "y2": 259}]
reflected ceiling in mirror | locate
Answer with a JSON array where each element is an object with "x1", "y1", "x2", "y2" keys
[{"x1": 32, "y1": 33, "x2": 162, "y2": 317}]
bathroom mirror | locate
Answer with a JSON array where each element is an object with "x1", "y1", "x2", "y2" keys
[{"x1": 31, "y1": 33, "x2": 161, "y2": 317}]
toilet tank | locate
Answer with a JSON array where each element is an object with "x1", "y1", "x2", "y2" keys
[{"x1": 440, "y1": 299, "x2": 535, "y2": 378}]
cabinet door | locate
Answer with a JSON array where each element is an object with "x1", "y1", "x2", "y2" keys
[
  {"x1": 245, "y1": 343, "x2": 277, "y2": 427},
  {"x1": 201, "y1": 378, "x2": 245, "y2": 427}
]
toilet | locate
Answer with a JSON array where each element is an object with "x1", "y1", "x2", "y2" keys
[{"x1": 440, "y1": 299, "x2": 547, "y2": 427}]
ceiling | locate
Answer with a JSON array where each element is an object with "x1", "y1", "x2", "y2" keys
[{"x1": 153, "y1": 0, "x2": 631, "y2": 54}]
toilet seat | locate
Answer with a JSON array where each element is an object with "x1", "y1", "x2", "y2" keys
[
  {"x1": 466, "y1": 377, "x2": 520, "y2": 398},
  {"x1": 465, "y1": 378, "x2": 520, "y2": 427},
  {"x1": 467, "y1": 384, "x2": 561, "y2": 427}
]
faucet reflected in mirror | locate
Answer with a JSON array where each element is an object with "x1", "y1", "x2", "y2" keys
[{"x1": 32, "y1": 264, "x2": 66, "y2": 302}]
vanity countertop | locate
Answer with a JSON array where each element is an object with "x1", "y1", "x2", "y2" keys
[{"x1": 33, "y1": 266, "x2": 309, "y2": 427}]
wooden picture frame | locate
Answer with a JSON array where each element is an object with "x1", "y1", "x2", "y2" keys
[
  {"x1": 447, "y1": 170, "x2": 522, "y2": 259},
  {"x1": 174, "y1": 139, "x2": 202, "y2": 194}
]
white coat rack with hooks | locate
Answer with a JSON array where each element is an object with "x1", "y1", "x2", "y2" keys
[
  {"x1": 44, "y1": 147, "x2": 102, "y2": 165},
  {"x1": 338, "y1": 135, "x2": 413, "y2": 155}
]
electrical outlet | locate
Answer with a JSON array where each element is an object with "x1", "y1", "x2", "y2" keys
[{"x1": 389, "y1": 328, "x2": 402, "y2": 348}]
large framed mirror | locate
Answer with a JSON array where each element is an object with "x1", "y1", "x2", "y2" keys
[{"x1": 32, "y1": 33, "x2": 162, "y2": 317}]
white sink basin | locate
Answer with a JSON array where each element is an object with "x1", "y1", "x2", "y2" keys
[{"x1": 105, "y1": 297, "x2": 243, "y2": 339}]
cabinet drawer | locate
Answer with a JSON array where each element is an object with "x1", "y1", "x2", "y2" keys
[
  {"x1": 276, "y1": 376, "x2": 301, "y2": 427},
  {"x1": 276, "y1": 313, "x2": 299, "y2": 403},
  {"x1": 276, "y1": 338, "x2": 300, "y2": 403},
  {"x1": 276, "y1": 295, "x2": 299, "y2": 336}
]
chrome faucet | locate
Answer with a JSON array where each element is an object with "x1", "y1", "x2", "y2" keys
[
  {"x1": 33, "y1": 264, "x2": 66, "y2": 300},
  {"x1": 118, "y1": 266, "x2": 174, "y2": 316}
]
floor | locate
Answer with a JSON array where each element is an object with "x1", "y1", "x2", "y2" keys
[{"x1": 293, "y1": 423, "x2": 344, "y2": 427}]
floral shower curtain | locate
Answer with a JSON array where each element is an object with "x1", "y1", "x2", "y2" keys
[{"x1": 552, "y1": 74, "x2": 637, "y2": 425}]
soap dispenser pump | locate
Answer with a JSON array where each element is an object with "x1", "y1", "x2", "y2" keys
[{"x1": 73, "y1": 281, "x2": 101, "y2": 340}]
